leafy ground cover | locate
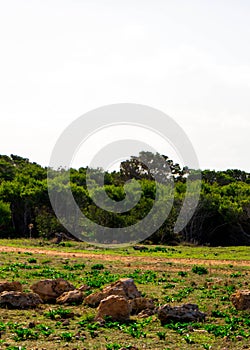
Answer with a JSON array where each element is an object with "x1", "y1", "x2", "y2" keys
[{"x1": 0, "y1": 239, "x2": 249, "y2": 349}]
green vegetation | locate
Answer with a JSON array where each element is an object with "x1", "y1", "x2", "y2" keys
[
  {"x1": 0, "y1": 244, "x2": 249, "y2": 349},
  {"x1": 0, "y1": 153, "x2": 249, "y2": 246},
  {"x1": 192, "y1": 266, "x2": 208, "y2": 275}
]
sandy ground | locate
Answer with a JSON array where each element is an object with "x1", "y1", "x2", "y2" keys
[{"x1": 0, "y1": 245, "x2": 249, "y2": 269}]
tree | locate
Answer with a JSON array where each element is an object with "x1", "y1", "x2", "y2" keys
[{"x1": 120, "y1": 151, "x2": 184, "y2": 183}]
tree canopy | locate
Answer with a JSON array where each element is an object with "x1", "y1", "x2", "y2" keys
[{"x1": 0, "y1": 153, "x2": 249, "y2": 246}]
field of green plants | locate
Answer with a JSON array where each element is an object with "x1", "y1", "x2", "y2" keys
[{"x1": 0, "y1": 239, "x2": 249, "y2": 350}]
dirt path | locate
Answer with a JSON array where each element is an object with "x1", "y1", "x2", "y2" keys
[{"x1": 0, "y1": 245, "x2": 249, "y2": 268}]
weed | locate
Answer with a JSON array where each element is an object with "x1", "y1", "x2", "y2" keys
[
  {"x1": 36, "y1": 324, "x2": 54, "y2": 337},
  {"x1": 157, "y1": 331, "x2": 166, "y2": 340},
  {"x1": 163, "y1": 283, "x2": 175, "y2": 289},
  {"x1": 192, "y1": 265, "x2": 208, "y2": 275},
  {"x1": 58, "y1": 242, "x2": 73, "y2": 247},
  {"x1": 211, "y1": 310, "x2": 228, "y2": 318},
  {"x1": 60, "y1": 332, "x2": 73, "y2": 341},
  {"x1": 106, "y1": 343, "x2": 122, "y2": 350},
  {"x1": 44, "y1": 307, "x2": 73, "y2": 320},
  {"x1": 230, "y1": 272, "x2": 242, "y2": 278},
  {"x1": 178, "y1": 271, "x2": 188, "y2": 277},
  {"x1": 0, "y1": 322, "x2": 6, "y2": 331},
  {"x1": 202, "y1": 344, "x2": 212, "y2": 350},
  {"x1": 13, "y1": 328, "x2": 39, "y2": 341},
  {"x1": 91, "y1": 263, "x2": 104, "y2": 270},
  {"x1": 183, "y1": 334, "x2": 195, "y2": 344}
]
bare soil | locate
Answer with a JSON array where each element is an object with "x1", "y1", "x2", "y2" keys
[{"x1": 0, "y1": 245, "x2": 249, "y2": 269}]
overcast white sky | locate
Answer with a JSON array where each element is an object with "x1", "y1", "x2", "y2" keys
[{"x1": 0, "y1": 0, "x2": 250, "y2": 171}]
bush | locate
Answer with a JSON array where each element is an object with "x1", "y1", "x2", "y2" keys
[{"x1": 192, "y1": 265, "x2": 208, "y2": 275}]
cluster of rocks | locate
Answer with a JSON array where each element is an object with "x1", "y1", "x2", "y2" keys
[
  {"x1": 90, "y1": 278, "x2": 156, "y2": 322},
  {"x1": 0, "y1": 279, "x2": 81, "y2": 309},
  {"x1": 1, "y1": 278, "x2": 248, "y2": 323},
  {"x1": 0, "y1": 278, "x2": 209, "y2": 324}
]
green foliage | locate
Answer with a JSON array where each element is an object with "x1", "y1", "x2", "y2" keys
[
  {"x1": 178, "y1": 271, "x2": 188, "y2": 277},
  {"x1": 0, "y1": 246, "x2": 249, "y2": 349},
  {"x1": 0, "y1": 152, "x2": 249, "y2": 246},
  {"x1": 44, "y1": 307, "x2": 72, "y2": 320},
  {"x1": 0, "y1": 200, "x2": 11, "y2": 230},
  {"x1": 13, "y1": 327, "x2": 39, "y2": 341},
  {"x1": 192, "y1": 265, "x2": 208, "y2": 275},
  {"x1": 156, "y1": 331, "x2": 166, "y2": 340},
  {"x1": 91, "y1": 263, "x2": 104, "y2": 270},
  {"x1": 106, "y1": 343, "x2": 122, "y2": 350},
  {"x1": 60, "y1": 332, "x2": 73, "y2": 341}
]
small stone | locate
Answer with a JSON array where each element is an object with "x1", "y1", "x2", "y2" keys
[
  {"x1": 236, "y1": 335, "x2": 243, "y2": 341},
  {"x1": 187, "y1": 325, "x2": 194, "y2": 332}
]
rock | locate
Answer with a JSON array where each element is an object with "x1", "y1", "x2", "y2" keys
[
  {"x1": 78, "y1": 285, "x2": 90, "y2": 292},
  {"x1": 236, "y1": 335, "x2": 243, "y2": 341},
  {"x1": 129, "y1": 297, "x2": 155, "y2": 315},
  {"x1": 31, "y1": 278, "x2": 75, "y2": 302},
  {"x1": 137, "y1": 308, "x2": 156, "y2": 318},
  {"x1": 62, "y1": 319, "x2": 70, "y2": 326},
  {"x1": 85, "y1": 278, "x2": 141, "y2": 307},
  {"x1": 56, "y1": 289, "x2": 84, "y2": 305},
  {"x1": 95, "y1": 295, "x2": 130, "y2": 322},
  {"x1": 158, "y1": 303, "x2": 206, "y2": 324},
  {"x1": 0, "y1": 281, "x2": 22, "y2": 293},
  {"x1": 204, "y1": 278, "x2": 224, "y2": 289},
  {"x1": 0, "y1": 291, "x2": 42, "y2": 309},
  {"x1": 230, "y1": 290, "x2": 250, "y2": 310}
]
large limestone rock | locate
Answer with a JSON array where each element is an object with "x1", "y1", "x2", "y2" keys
[
  {"x1": 230, "y1": 290, "x2": 250, "y2": 310},
  {"x1": 0, "y1": 281, "x2": 22, "y2": 293},
  {"x1": 56, "y1": 289, "x2": 84, "y2": 305},
  {"x1": 158, "y1": 303, "x2": 206, "y2": 325},
  {"x1": 95, "y1": 295, "x2": 130, "y2": 322},
  {"x1": 0, "y1": 291, "x2": 42, "y2": 309},
  {"x1": 129, "y1": 297, "x2": 155, "y2": 315},
  {"x1": 85, "y1": 278, "x2": 141, "y2": 307},
  {"x1": 31, "y1": 278, "x2": 75, "y2": 302}
]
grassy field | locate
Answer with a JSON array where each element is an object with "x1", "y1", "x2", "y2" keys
[{"x1": 0, "y1": 239, "x2": 249, "y2": 350}]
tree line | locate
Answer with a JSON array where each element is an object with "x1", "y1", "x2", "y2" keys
[{"x1": 0, "y1": 153, "x2": 249, "y2": 246}]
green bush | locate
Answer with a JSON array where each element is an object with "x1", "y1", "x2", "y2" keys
[{"x1": 192, "y1": 265, "x2": 208, "y2": 275}]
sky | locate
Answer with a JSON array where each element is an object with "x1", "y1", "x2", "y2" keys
[{"x1": 0, "y1": 0, "x2": 250, "y2": 171}]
